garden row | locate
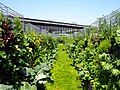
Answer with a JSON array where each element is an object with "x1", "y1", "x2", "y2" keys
[
  {"x1": 65, "y1": 14, "x2": 120, "y2": 89},
  {"x1": 0, "y1": 13, "x2": 58, "y2": 90}
]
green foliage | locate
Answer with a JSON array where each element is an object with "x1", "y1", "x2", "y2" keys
[
  {"x1": 66, "y1": 15, "x2": 120, "y2": 90},
  {"x1": 56, "y1": 36, "x2": 68, "y2": 44},
  {"x1": 115, "y1": 28, "x2": 120, "y2": 44},
  {"x1": 0, "y1": 14, "x2": 58, "y2": 89},
  {"x1": 19, "y1": 82, "x2": 37, "y2": 90},
  {"x1": 0, "y1": 84, "x2": 14, "y2": 90},
  {"x1": 97, "y1": 39, "x2": 111, "y2": 53}
]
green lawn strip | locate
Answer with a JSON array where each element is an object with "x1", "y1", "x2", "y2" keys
[{"x1": 45, "y1": 44, "x2": 82, "y2": 90}]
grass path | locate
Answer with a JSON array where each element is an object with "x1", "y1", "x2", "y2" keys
[{"x1": 45, "y1": 44, "x2": 82, "y2": 90}]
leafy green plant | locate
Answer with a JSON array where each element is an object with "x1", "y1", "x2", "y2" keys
[
  {"x1": 66, "y1": 14, "x2": 120, "y2": 90},
  {"x1": 0, "y1": 13, "x2": 58, "y2": 90},
  {"x1": 19, "y1": 82, "x2": 37, "y2": 90},
  {"x1": 97, "y1": 39, "x2": 111, "y2": 53}
]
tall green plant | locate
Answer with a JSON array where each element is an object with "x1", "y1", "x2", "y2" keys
[
  {"x1": 66, "y1": 14, "x2": 120, "y2": 89},
  {"x1": 0, "y1": 13, "x2": 58, "y2": 89}
]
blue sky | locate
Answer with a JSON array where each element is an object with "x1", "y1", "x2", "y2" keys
[{"x1": 0, "y1": 0, "x2": 120, "y2": 25}]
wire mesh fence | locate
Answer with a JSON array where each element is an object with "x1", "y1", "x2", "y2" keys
[{"x1": 91, "y1": 8, "x2": 120, "y2": 27}]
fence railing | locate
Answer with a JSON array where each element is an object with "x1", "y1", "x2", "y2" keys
[
  {"x1": 0, "y1": 2, "x2": 39, "y2": 32},
  {"x1": 0, "y1": 2, "x2": 23, "y2": 18}
]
